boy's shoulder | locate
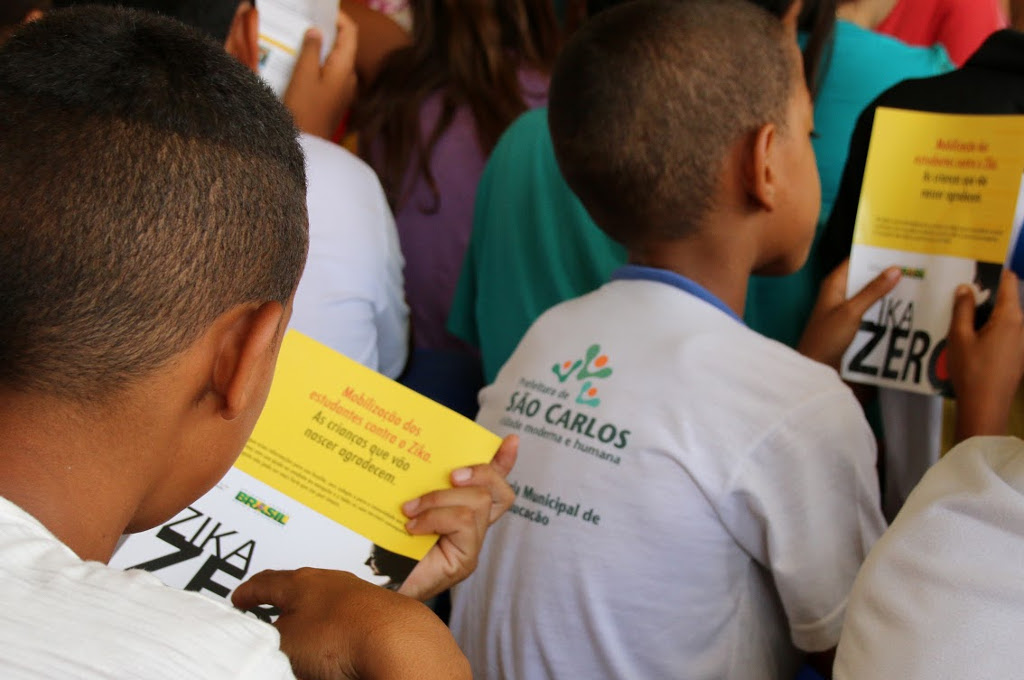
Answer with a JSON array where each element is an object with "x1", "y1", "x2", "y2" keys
[
  {"x1": 0, "y1": 496, "x2": 293, "y2": 679},
  {"x1": 503, "y1": 276, "x2": 850, "y2": 411},
  {"x1": 835, "y1": 436, "x2": 1024, "y2": 679},
  {"x1": 300, "y1": 133, "x2": 386, "y2": 205}
]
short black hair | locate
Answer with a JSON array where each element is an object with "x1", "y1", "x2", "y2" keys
[
  {"x1": 0, "y1": 5, "x2": 308, "y2": 400},
  {"x1": 53, "y1": 0, "x2": 242, "y2": 43},
  {"x1": 548, "y1": 0, "x2": 793, "y2": 248}
]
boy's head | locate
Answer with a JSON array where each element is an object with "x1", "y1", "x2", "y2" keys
[
  {"x1": 549, "y1": 0, "x2": 820, "y2": 274},
  {"x1": 0, "y1": 6, "x2": 308, "y2": 404},
  {"x1": 0, "y1": 1, "x2": 51, "y2": 44}
]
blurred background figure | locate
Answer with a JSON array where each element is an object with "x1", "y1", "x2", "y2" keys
[
  {"x1": 1011, "y1": 0, "x2": 1024, "y2": 29},
  {"x1": 355, "y1": 0, "x2": 411, "y2": 31},
  {"x1": 860, "y1": 0, "x2": 1006, "y2": 66},
  {"x1": 355, "y1": 0, "x2": 560, "y2": 416},
  {"x1": 0, "y1": 0, "x2": 50, "y2": 44}
]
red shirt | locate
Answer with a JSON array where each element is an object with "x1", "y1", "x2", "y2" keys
[{"x1": 877, "y1": 0, "x2": 1006, "y2": 66}]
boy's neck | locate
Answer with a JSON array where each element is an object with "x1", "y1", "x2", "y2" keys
[
  {"x1": 0, "y1": 388, "x2": 163, "y2": 563},
  {"x1": 628, "y1": 218, "x2": 757, "y2": 318}
]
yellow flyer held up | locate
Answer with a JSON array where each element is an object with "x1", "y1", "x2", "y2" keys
[
  {"x1": 238, "y1": 330, "x2": 502, "y2": 560},
  {"x1": 852, "y1": 107, "x2": 1024, "y2": 262},
  {"x1": 842, "y1": 108, "x2": 1024, "y2": 396},
  {"x1": 109, "y1": 331, "x2": 500, "y2": 605}
]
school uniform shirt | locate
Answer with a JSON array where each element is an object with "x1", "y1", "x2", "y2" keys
[
  {"x1": 0, "y1": 495, "x2": 294, "y2": 679},
  {"x1": 819, "y1": 29, "x2": 1024, "y2": 518},
  {"x1": 450, "y1": 266, "x2": 886, "y2": 680},
  {"x1": 290, "y1": 133, "x2": 408, "y2": 379},
  {"x1": 834, "y1": 436, "x2": 1024, "y2": 679}
]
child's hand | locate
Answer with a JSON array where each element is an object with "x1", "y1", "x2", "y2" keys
[
  {"x1": 798, "y1": 260, "x2": 901, "y2": 370},
  {"x1": 397, "y1": 435, "x2": 518, "y2": 601},
  {"x1": 232, "y1": 568, "x2": 470, "y2": 680},
  {"x1": 283, "y1": 9, "x2": 358, "y2": 139},
  {"x1": 949, "y1": 269, "x2": 1024, "y2": 441}
]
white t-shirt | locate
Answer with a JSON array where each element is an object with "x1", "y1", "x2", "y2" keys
[
  {"x1": 835, "y1": 436, "x2": 1024, "y2": 680},
  {"x1": 0, "y1": 496, "x2": 295, "y2": 679},
  {"x1": 450, "y1": 268, "x2": 886, "y2": 680},
  {"x1": 291, "y1": 134, "x2": 408, "y2": 378}
]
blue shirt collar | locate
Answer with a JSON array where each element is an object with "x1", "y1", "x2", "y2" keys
[{"x1": 610, "y1": 264, "x2": 744, "y2": 324}]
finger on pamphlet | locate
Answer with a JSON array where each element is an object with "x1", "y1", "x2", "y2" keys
[
  {"x1": 398, "y1": 485, "x2": 490, "y2": 601},
  {"x1": 797, "y1": 259, "x2": 901, "y2": 370},
  {"x1": 283, "y1": 8, "x2": 358, "y2": 139},
  {"x1": 448, "y1": 434, "x2": 517, "y2": 524},
  {"x1": 396, "y1": 435, "x2": 519, "y2": 600}
]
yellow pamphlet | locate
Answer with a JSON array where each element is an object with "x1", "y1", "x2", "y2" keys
[
  {"x1": 842, "y1": 108, "x2": 1024, "y2": 396},
  {"x1": 110, "y1": 331, "x2": 501, "y2": 606}
]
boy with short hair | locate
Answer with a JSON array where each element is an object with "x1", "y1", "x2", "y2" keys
[
  {"x1": 450, "y1": 1, "x2": 885, "y2": 678},
  {"x1": 64, "y1": 0, "x2": 410, "y2": 381},
  {"x1": 0, "y1": 6, "x2": 503, "y2": 678}
]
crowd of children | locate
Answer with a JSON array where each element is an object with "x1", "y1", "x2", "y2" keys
[{"x1": 1, "y1": 0, "x2": 1023, "y2": 678}]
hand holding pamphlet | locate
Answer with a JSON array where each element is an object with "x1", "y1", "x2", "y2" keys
[
  {"x1": 841, "y1": 108, "x2": 1024, "y2": 396},
  {"x1": 257, "y1": 0, "x2": 338, "y2": 97},
  {"x1": 110, "y1": 331, "x2": 502, "y2": 612}
]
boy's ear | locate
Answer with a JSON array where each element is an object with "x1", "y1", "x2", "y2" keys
[
  {"x1": 225, "y1": 2, "x2": 261, "y2": 72},
  {"x1": 745, "y1": 122, "x2": 779, "y2": 211},
  {"x1": 211, "y1": 301, "x2": 287, "y2": 421}
]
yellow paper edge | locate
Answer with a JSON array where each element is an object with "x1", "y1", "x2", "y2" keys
[{"x1": 236, "y1": 331, "x2": 501, "y2": 560}]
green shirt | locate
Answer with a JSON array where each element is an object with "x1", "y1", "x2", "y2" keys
[{"x1": 446, "y1": 108, "x2": 625, "y2": 382}]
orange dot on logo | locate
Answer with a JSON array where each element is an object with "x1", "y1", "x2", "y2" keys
[
  {"x1": 587, "y1": 388, "x2": 598, "y2": 397},
  {"x1": 595, "y1": 355, "x2": 608, "y2": 368},
  {"x1": 562, "y1": 361, "x2": 572, "y2": 370}
]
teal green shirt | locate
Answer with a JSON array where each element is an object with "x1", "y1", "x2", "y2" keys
[{"x1": 446, "y1": 108, "x2": 625, "y2": 382}]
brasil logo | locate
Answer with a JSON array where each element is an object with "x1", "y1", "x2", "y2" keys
[{"x1": 235, "y1": 491, "x2": 290, "y2": 525}]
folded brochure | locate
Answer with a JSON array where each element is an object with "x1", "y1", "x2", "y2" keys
[
  {"x1": 110, "y1": 330, "x2": 500, "y2": 611},
  {"x1": 842, "y1": 107, "x2": 1024, "y2": 397},
  {"x1": 257, "y1": 0, "x2": 337, "y2": 98}
]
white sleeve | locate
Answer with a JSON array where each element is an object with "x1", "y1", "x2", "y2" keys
[
  {"x1": 290, "y1": 135, "x2": 408, "y2": 376},
  {"x1": 371, "y1": 185, "x2": 409, "y2": 379},
  {"x1": 836, "y1": 436, "x2": 1024, "y2": 680},
  {"x1": 718, "y1": 388, "x2": 886, "y2": 653}
]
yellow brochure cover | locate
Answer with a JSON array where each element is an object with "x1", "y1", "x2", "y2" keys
[
  {"x1": 841, "y1": 108, "x2": 1024, "y2": 396},
  {"x1": 109, "y1": 331, "x2": 501, "y2": 609}
]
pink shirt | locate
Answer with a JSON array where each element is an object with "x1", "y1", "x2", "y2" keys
[{"x1": 877, "y1": 0, "x2": 1006, "y2": 66}]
